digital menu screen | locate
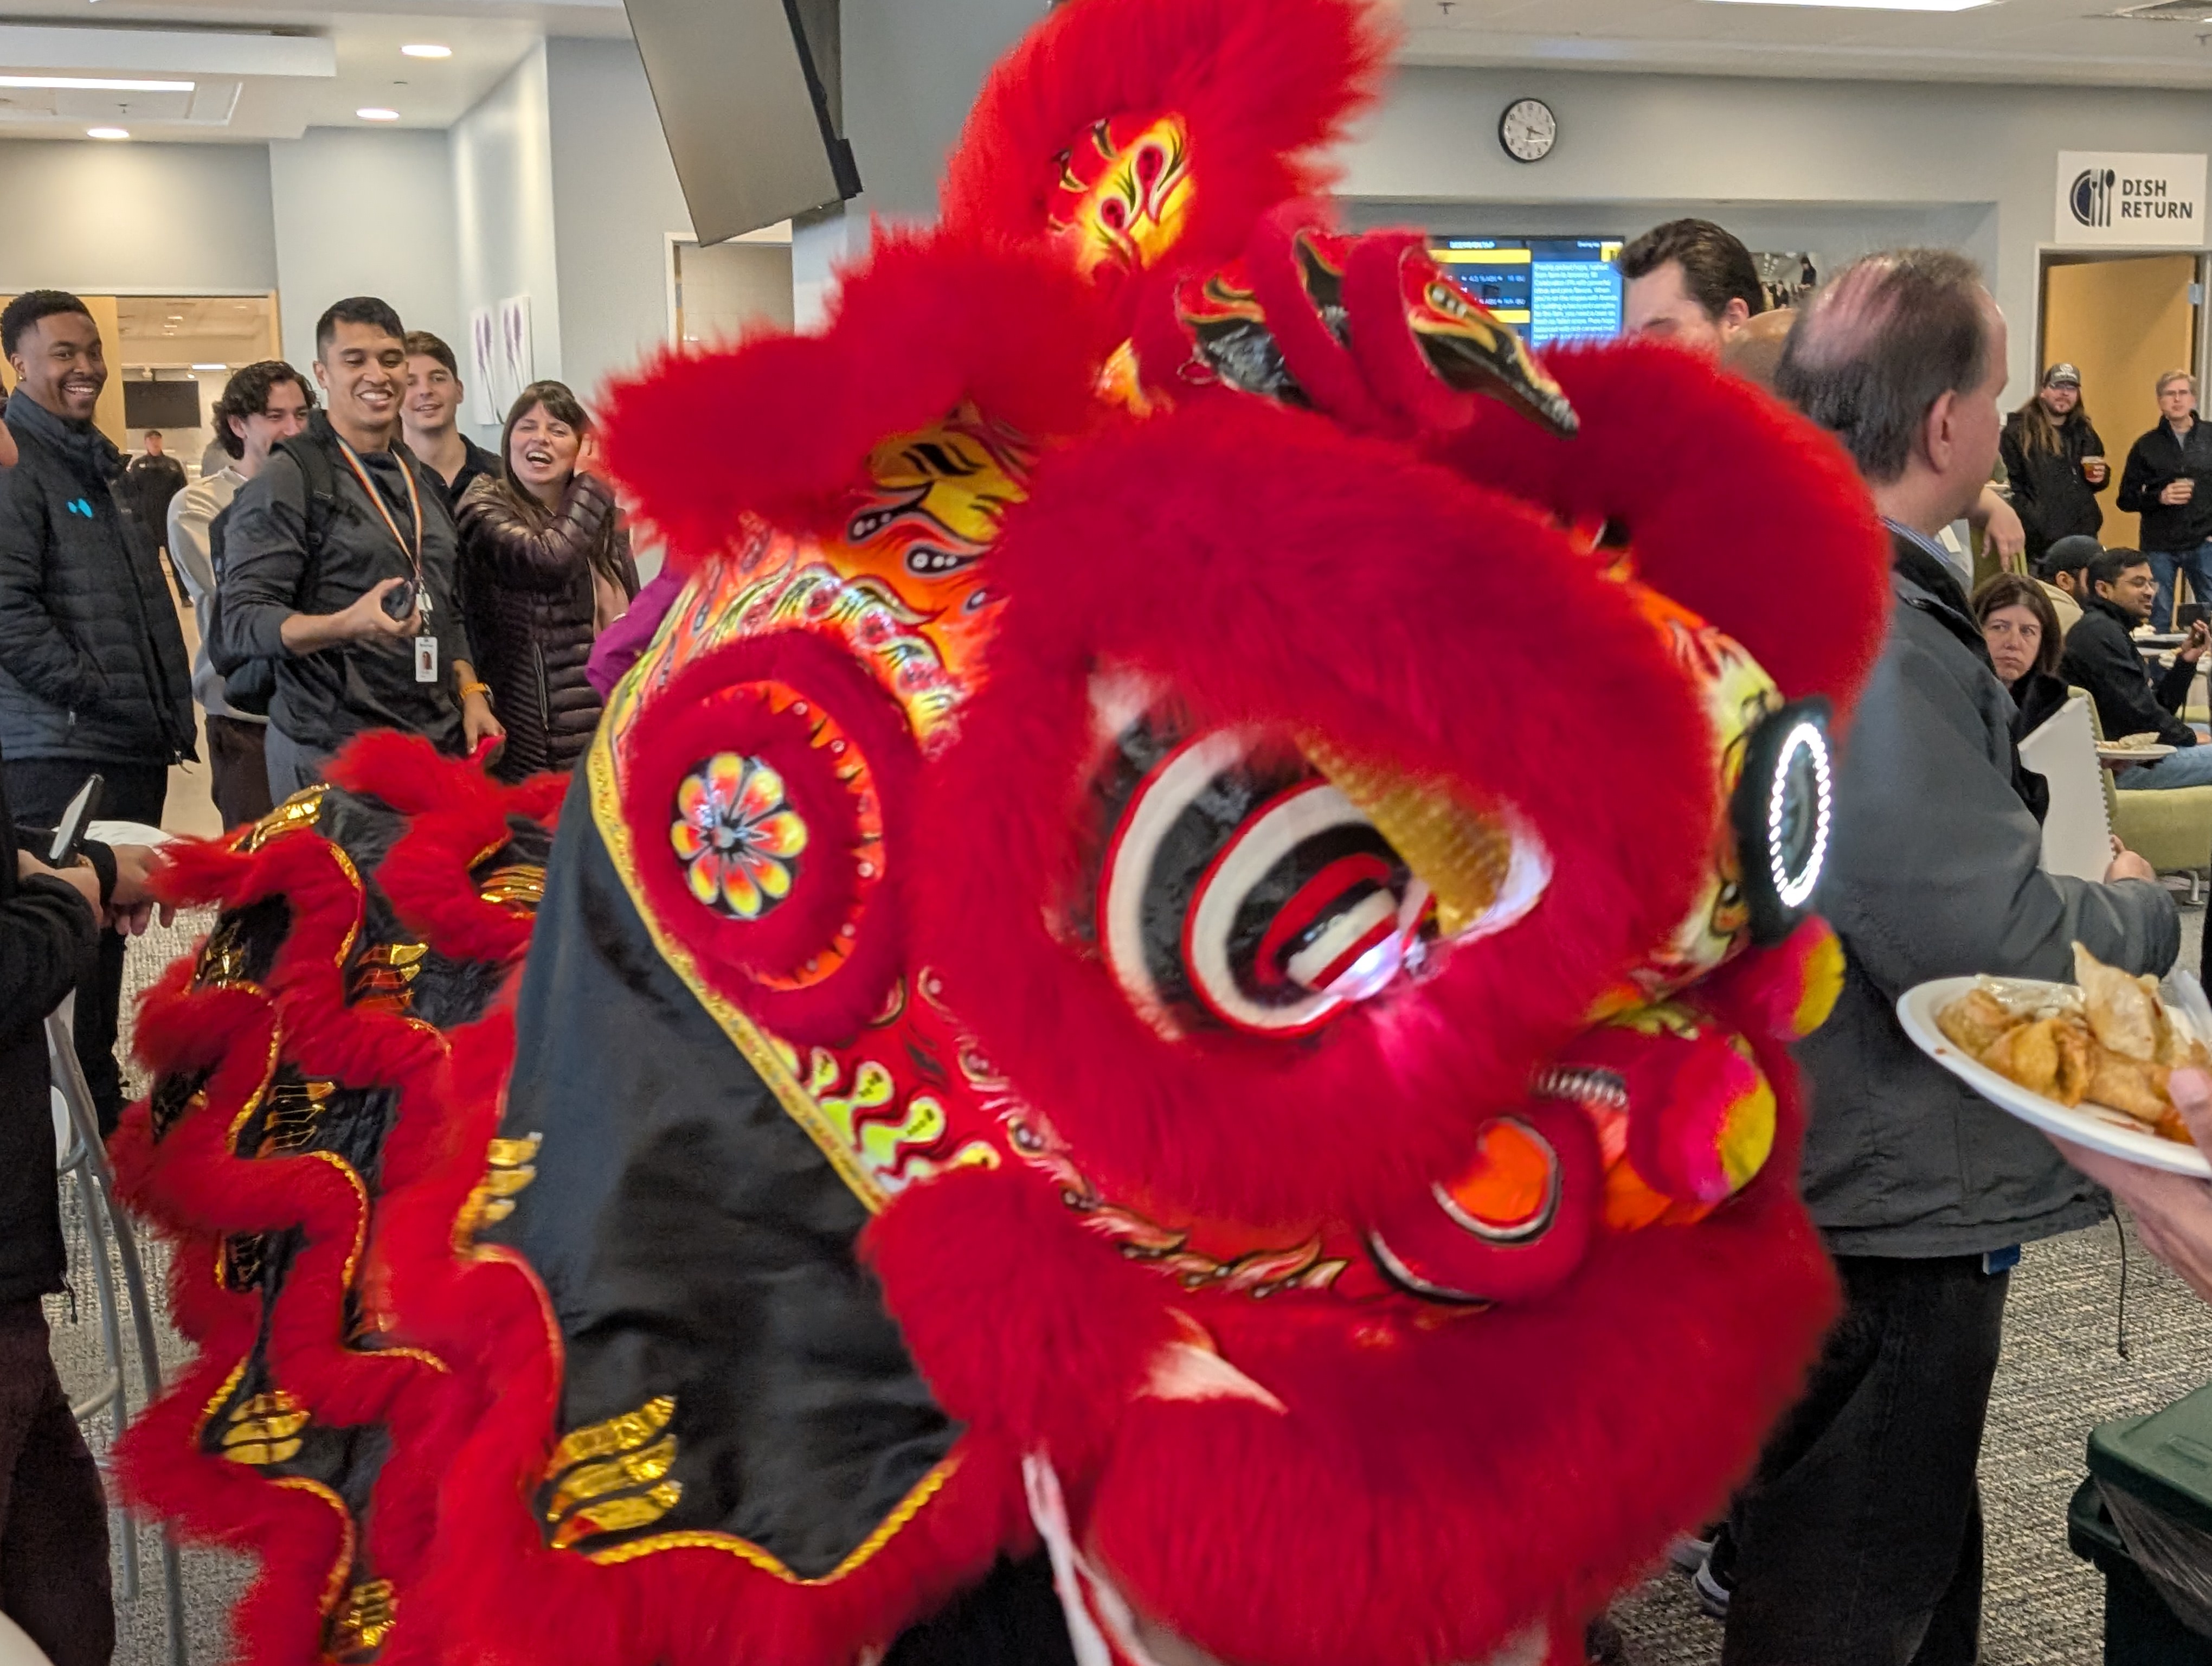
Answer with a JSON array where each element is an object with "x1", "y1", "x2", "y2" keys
[{"x1": 1430, "y1": 238, "x2": 1625, "y2": 348}]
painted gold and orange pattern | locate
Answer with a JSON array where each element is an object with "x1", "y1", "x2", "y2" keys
[
  {"x1": 602, "y1": 406, "x2": 1032, "y2": 766},
  {"x1": 1048, "y1": 112, "x2": 1195, "y2": 276}
]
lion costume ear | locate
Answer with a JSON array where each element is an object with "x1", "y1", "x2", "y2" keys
[
  {"x1": 595, "y1": 231, "x2": 1115, "y2": 570},
  {"x1": 941, "y1": 0, "x2": 1394, "y2": 309}
]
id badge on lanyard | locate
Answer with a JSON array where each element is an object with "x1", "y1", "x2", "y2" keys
[{"x1": 334, "y1": 437, "x2": 438, "y2": 684}]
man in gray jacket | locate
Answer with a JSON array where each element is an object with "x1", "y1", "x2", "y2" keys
[{"x1": 1708, "y1": 251, "x2": 2179, "y2": 1663}]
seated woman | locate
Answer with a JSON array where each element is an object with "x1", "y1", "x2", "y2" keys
[
  {"x1": 1972, "y1": 571, "x2": 2069, "y2": 741},
  {"x1": 457, "y1": 381, "x2": 638, "y2": 780}
]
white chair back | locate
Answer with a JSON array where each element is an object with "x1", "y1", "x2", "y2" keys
[
  {"x1": 2018, "y1": 692, "x2": 2113, "y2": 883},
  {"x1": 0, "y1": 1611, "x2": 56, "y2": 1666}
]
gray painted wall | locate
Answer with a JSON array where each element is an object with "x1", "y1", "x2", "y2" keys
[
  {"x1": 0, "y1": 140, "x2": 276, "y2": 296},
  {"x1": 545, "y1": 37, "x2": 693, "y2": 409},
  {"x1": 269, "y1": 127, "x2": 459, "y2": 378},
  {"x1": 839, "y1": 0, "x2": 1040, "y2": 225},
  {"x1": 451, "y1": 41, "x2": 563, "y2": 438},
  {"x1": 1346, "y1": 65, "x2": 2212, "y2": 396}
]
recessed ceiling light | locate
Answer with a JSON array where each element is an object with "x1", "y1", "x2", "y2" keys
[
  {"x1": 357, "y1": 106, "x2": 400, "y2": 121},
  {"x1": 401, "y1": 43, "x2": 451, "y2": 59},
  {"x1": 191, "y1": 363, "x2": 226, "y2": 371},
  {"x1": 0, "y1": 75, "x2": 194, "y2": 92},
  {"x1": 1701, "y1": 0, "x2": 1995, "y2": 8},
  {"x1": 85, "y1": 126, "x2": 129, "y2": 140}
]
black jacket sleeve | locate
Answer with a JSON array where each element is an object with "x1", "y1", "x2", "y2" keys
[
  {"x1": 2156, "y1": 651, "x2": 2201, "y2": 720},
  {"x1": 1999, "y1": 426, "x2": 2042, "y2": 544},
  {"x1": 0, "y1": 873, "x2": 96, "y2": 1030},
  {"x1": 2119, "y1": 433, "x2": 2162, "y2": 517},
  {"x1": 217, "y1": 452, "x2": 311, "y2": 667},
  {"x1": 2063, "y1": 616, "x2": 2199, "y2": 748}
]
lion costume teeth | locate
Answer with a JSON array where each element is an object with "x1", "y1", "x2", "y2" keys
[{"x1": 110, "y1": 3, "x2": 1890, "y2": 1664}]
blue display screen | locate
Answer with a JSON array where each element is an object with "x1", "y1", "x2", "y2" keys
[{"x1": 1430, "y1": 238, "x2": 1625, "y2": 348}]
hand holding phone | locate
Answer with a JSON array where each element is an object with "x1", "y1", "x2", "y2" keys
[{"x1": 46, "y1": 772, "x2": 102, "y2": 868}]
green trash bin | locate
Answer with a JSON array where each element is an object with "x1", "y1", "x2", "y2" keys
[{"x1": 2070, "y1": 1383, "x2": 2212, "y2": 1662}]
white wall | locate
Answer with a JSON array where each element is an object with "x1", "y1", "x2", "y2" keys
[
  {"x1": 839, "y1": 0, "x2": 1038, "y2": 225},
  {"x1": 451, "y1": 41, "x2": 563, "y2": 439},
  {"x1": 1345, "y1": 66, "x2": 2212, "y2": 398},
  {"x1": 545, "y1": 37, "x2": 692, "y2": 409},
  {"x1": 269, "y1": 127, "x2": 460, "y2": 377},
  {"x1": 0, "y1": 140, "x2": 275, "y2": 295}
]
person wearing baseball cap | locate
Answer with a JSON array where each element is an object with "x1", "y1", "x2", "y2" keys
[{"x1": 2000, "y1": 361, "x2": 2110, "y2": 571}]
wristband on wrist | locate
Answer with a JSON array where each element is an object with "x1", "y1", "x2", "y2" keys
[{"x1": 459, "y1": 680, "x2": 493, "y2": 702}]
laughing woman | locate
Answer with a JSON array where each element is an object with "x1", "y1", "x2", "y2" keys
[{"x1": 456, "y1": 381, "x2": 638, "y2": 780}]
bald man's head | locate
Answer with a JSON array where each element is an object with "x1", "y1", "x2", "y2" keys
[{"x1": 1776, "y1": 249, "x2": 1995, "y2": 485}]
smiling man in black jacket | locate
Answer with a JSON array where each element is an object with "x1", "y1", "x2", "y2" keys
[
  {"x1": 0, "y1": 289, "x2": 194, "y2": 1132},
  {"x1": 2061, "y1": 546, "x2": 2212, "y2": 787}
]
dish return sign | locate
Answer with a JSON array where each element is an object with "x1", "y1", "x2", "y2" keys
[{"x1": 2057, "y1": 152, "x2": 2209, "y2": 248}]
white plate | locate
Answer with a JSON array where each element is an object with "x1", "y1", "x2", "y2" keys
[
  {"x1": 1897, "y1": 977, "x2": 2212, "y2": 1178},
  {"x1": 2098, "y1": 744, "x2": 2177, "y2": 763}
]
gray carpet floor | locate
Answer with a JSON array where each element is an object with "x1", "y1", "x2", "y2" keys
[{"x1": 39, "y1": 906, "x2": 2212, "y2": 1665}]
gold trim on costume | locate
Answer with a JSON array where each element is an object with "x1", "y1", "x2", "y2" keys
[
  {"x1": 457, "y1": 1133, "x2": 541, "y2": 1240},
  {"x1": 586, "y1": 728, "x2": 890, "y2": 1213},
  {"x1": 220, "y1": 1389, "x2": 310, "y2": 1467},
  {"x1": 326, "y1": 1578, "x2": 396, "y2": 1656},
  {"x1": 224, "y1": 1022, "x2": 289, "y2": 1150},
  {"x1": 582, "y1": 1454, "x2": 961, "y2": 1583},
  {"x1": 196, "y1": 1359, "x2": 249, "y2": 1439},
  {"x1": 272, "y1": 1476, "x2": 357, "y2": 1614},
  {"x1": 308, "y1": 1150, "x2": 371, "y2": 1289},
  {"x1": 348, "y1": 940, "x2": 428, "y2": 1011},
  {"x1": 241, "y1": 785, "x2": 328, "y2": 853},
  {"x1": 256, "y1": 1075, "x2": 336, "y2": 1155},
  {"x1": 476, "y1": 863, "x2": 547, "y2": 910}
]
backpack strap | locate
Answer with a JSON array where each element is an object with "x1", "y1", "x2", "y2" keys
[{"x1": 271, "y1": 433, "x2": 340, "y2": 609}]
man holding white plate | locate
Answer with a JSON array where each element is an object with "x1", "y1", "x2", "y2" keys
[{"x1": 1705, "y1": 251, "x2": 2181, "y2": 1666}]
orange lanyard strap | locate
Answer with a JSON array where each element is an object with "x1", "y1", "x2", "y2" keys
[{"x1": 333, "y1": 437, "x2": 425, "y2": 579}]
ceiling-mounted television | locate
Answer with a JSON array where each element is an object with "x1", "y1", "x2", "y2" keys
[{"x1": 623, "y1": 0, "x2": 861, "y2": 246}]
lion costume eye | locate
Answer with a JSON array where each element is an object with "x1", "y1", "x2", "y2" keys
[
  {"x1": 1098, "y1": 727, "x2": 1422, "y2": 1037},
  {"x1": 1729, "y1": 699, "x2": 1834, "y2": 946},
  {"x1": 1082, "y1": 690, "x2": 1551, "y2": 1041}
]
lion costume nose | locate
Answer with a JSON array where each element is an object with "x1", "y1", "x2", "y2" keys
[{"x1": 1364, "y1": 1103, "x2": 1603, "y2": 1304}]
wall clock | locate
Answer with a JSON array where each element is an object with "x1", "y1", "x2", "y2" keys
[{"x1": 1500, "y1": 97, "x2": 1557, "y2": 164}]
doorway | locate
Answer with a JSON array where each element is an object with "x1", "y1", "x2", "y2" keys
[
  {"x1": 2039, "y1": 252, "x2": 2203, "y2": 550},
  {"x1": 0, "y1": 292, "x2": 278, "y2": 470},
  {"x1": 668, "y1": 238, "x2": 795, "y2": 347}
]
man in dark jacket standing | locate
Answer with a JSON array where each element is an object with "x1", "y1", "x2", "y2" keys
[
  {"x1": 2059, "y1": 546, "x2": 2212, "y2": 786},
  {"x1": 1703, "y1": 251, "x2": 2181, "y2": 1665},
  {"x1": 2117, "y1": 369, "x2": 2212, "y2": 630},
  {"x1": 0, "y1": 289, "x2": 195, "y2": 1131},
  {"x1": 1999, "y1": 363, "x2": 2108, "y2": 567},
  {"x1": 120, "y1": 430, "x2": 187, "y2": 572},
  {"x1": 218, "y1": 297, "x2": 503, "y2": 798}
]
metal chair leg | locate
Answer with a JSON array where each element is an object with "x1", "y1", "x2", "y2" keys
[{"x1": 48, "y1": 1004, "x2": 190, "y2": 1666}]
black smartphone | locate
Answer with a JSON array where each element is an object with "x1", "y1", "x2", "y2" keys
[
  {"x1": 46, "y1": 772, "x2": 104, "y2": 867},
  {"x1": 2181, "y1": 604, "x2": 2209, "y2": 630},
  {"x1": 381, "y1": 578, "x2": 419, "y2": 622}
]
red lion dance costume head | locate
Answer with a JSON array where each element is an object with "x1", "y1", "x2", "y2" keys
[{"x1": 112, "y1": 2, "x2": 1891, "y2": 1662}]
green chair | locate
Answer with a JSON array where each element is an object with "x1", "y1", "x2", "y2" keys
[{"x1": 2080, "y1": 688, "x2": 2212, "y2": 899}]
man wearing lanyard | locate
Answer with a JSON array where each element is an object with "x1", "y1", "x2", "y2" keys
[{"x1": 219, "y1": 297, "x2": 503, "y2": 797}]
